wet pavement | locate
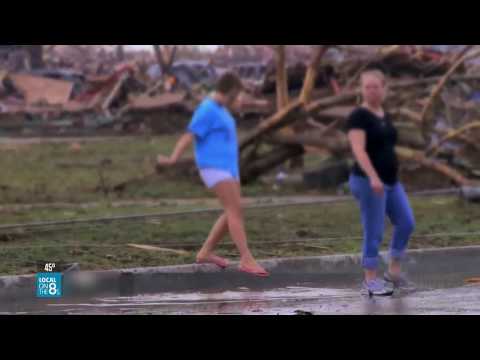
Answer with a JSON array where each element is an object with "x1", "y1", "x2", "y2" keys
[
  {"x1": 2, "y1": 247, "x2": 479, "y2": 315},
  {"x1": 5, "y1": 279, "x2": 480, "y2": 315}
]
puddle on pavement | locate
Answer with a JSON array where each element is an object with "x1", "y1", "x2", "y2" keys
[{"x1": 2, "y1": 259, "x2": 479, "y2": 315}]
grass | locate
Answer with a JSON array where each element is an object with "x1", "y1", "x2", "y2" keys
[
  {"x1": 1, "y1": 135, "x2": 479, "y2": 275},
  {"x1": 0, "y1": 134, "x2": 451, "y2": 205},
  {"x1": 0, "y1": 196, "x2": 479, "y2": 276},
  {"x1": 0, "y1": 135, "x2": 190, "y2": 203},
  {"x1": 0, "y1": 135, "x2": 314, "y2": 204}
]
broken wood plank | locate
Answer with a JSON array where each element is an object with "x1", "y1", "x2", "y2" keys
[
  {"x1": 8, "y1": 73, "x2": 74, "y2": 105},
  {"x1": 102, "y1": 73, "x2": 129, "y2": 112},
  {"x1": 127, "y1": 244, "x2": 190, "y2": 255},
  {"x1": 128, "y1": 92, "x2": 188, "y2": 111},
  {"x1": 465, "y1": 277, "x2": 480, "y2": 285},
  {"x1": 294, "y1": 244, "x2": 331, "y2": 251}
]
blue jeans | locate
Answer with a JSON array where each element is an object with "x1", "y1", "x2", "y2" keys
[{"x1": 349, "y1": 175, "x2": 416, "y2": 270}]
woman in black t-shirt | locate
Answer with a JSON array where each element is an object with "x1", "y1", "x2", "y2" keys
[{"x1": 347, "y1": 70, "x2": 416, "y2": 297}]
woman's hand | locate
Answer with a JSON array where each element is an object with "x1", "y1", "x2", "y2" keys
[
  {"x1": 349, "y1": 130, "x2": 384, "y2": 197},
  {"x1": 370, "y1": 176, "x2": 384, "y2": 196}
]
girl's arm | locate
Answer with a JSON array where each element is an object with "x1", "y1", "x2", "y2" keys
[{"x1": 157, "y1": 133, "x2": 194, "y2": 166}]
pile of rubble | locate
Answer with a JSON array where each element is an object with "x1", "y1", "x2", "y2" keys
[
  {"x1": 155, "y1": 45, "x2": 480, "y2": 197},
  {"x1": 0, "y1": 46, "x2": 230, "y2": 136},
  {"x1": 238, "y1": 45, "x2": 480, "y2": 195},
  {"x1": 2, "y1": 45, "x2": 480, "y2": 195}
]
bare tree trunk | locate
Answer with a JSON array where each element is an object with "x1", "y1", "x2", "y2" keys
[
  {"x1": 153, "y1": 45, "x2": 167, "y2": 74},
  {"x1": 26, "y1": 45, "x2": 44, "y2": 70},
  {"x1": 167, "y1": 46, "x2": 178, "y2": 69},
  {"x1": 273, "y1": 45, "x2": 305, "y2": 170},
  {"x1": 300, "y1": 46, "x2": 330, "y2": 104},
  {"x1": 116, "y1": 45, "x2": 125, "y2": 61},
  {"x1": 153, "y1": 45, "x2": 177, "y2": 77},
  {"x1": 275, "y1": 45, "x2": 289, "y2": 109}
]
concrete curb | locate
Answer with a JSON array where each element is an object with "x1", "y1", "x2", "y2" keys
[{"x1": 1, "y1": 245, "x2": 480, "y2": 301}]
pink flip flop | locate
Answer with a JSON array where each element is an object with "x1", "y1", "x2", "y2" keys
[
  {"x1": 238, "y1": 265, "x2": 270, "y2": 278},
  {"x1": 196, "y1": 256, "x2": 229, "y2": 269}
]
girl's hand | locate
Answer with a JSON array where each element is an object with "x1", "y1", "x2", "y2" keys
[{"x1": 157, "y1": 155, "x2": 175, "y2": 167}]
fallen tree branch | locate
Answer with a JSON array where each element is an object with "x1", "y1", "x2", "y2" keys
[
  {"x1": 390, "y1": 108, "x2": 422, "y2": 125},
  {"x1": 306, "y1": 117, "x2": 343, "y2": 136},
  {"x1": 305, "y1": 91, "x2": 358, "y2": 114},
  {"x1": 240, "y1": 145, "x2": 305, "y2": 184},
  {"x1": 300, "y1": 46, "x2": 331, "y2": 104},
  {"x1": 420, "y1": 47, "x2": 480, "y2": 139},
  {"x1": 435, "y1": 128, "x2": 480, "y2": 153},
  {"x1": 396, "y1": 146, "x2": 472, "y2": 187},
  {"x1": 269, "y1": 130, "x2": 349, "y2": 156},
  {"x1": 427, "y1": 121, "x2": 480, "y2": 157},
  {"x1": 389, "y1": 74, "x2": 480, "y2": 89},
  {"x1": 242, "y1": 74, "x2": 480, "y2": 154},
  {"x1": 239, "y1": 99, "x2": 305, "y2": 151}
]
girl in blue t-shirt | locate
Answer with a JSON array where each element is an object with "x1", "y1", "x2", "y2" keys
[{"x1": 158, "y1": 73, "x2": 269, "y2": 277}]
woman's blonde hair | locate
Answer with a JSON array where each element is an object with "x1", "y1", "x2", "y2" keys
[{"x1": 360, "y1": 69, "x2": 387, "y2": 87}]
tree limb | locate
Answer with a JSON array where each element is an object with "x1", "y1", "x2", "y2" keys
[
  {"x1": 420, "y1": 47, "x2": 480, "y2": 140},
  {"x1": 396, "y1": 146, "x2": 472, "y2": 186},
  {"x1": 427, "y1": 121, "x2": 480, "y2": 157},
  {"x1": 300, "y1": 46, "x2": 331, "y2": 104}
]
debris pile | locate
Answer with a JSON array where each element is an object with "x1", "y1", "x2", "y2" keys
[
  {"x1": 1, "y1": 45, "x2": 479, "y2": 196},
  {"x1": 158, "y1": 45, "x2": 480, "y2": 196}
]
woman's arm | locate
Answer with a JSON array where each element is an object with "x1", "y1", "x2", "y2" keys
[
  {"x1": 348, "y1": 130, "x2": 384, "y2": 195},
  {"x1": 157, "y1": 133, "x2": 194, "y2": 166}
]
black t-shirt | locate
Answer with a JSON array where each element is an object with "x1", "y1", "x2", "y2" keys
[{"x1": 345, "y1": 107, "x2": 399, "y2": 185}]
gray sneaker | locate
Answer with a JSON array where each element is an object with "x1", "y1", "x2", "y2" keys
[
  {"x1": 361, "y1": 279, "x2": 394, "y2": 297},
  {"x1": 384, "y1": 272, "x2": 417, "y2": 292}
]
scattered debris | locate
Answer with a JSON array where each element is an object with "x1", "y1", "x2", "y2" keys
[
  {"x1": 232, "y1": 45, "x2": 480, "y2": 189},
  {"x1": 465, "y1": 277, "x2": 480, "y2": 285},
  {"x1": 1, "y1": 45, "x2": 479, "y2": 192},
  {"x1": 294, "y1": 310, "x2": 314, "y2": 316},
  {"x1": 461, "y1": 186, "x2": 480, "y2": 203},
  {"x1": 127, "y1": 244, "x2": 190, "y2": 256}
]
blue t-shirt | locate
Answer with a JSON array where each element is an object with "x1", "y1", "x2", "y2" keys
[{"x1": 188, "y1": 98, "x2": 239, "y2": 178}]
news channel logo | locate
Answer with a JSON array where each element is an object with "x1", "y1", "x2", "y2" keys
[{"x1": 36, "y1": 263, "x2": 63, "y2": 298}]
